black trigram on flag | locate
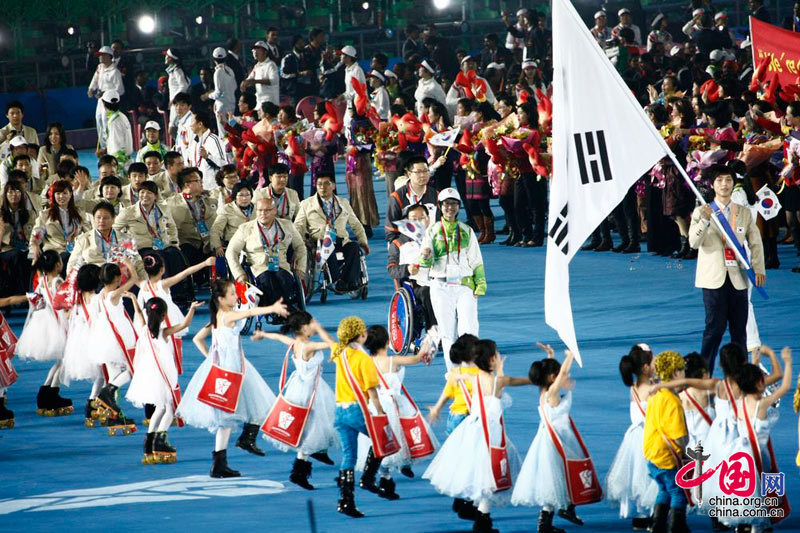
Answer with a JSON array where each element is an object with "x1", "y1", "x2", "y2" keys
[
  {"x1": 573, "y1": 130, "x2": 613, "y2": 185},
  {"x1": 548, "y1": 203, "x2": 569, "y2": 255}
]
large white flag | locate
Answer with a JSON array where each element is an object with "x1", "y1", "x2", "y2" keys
[{"x1": 545, "y1": 0, "x2": 670, "y2": 366}]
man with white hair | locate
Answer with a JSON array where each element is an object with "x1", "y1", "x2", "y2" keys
[
  {"x1": 208, "y1": 47, "x2": 237, "y2": 136},
  {"x1": 612, "y1": 8, "x2": 642, "y2": 46},
  {"x1": 88, "y1": 46, "x2": 125, "y2": 143}
]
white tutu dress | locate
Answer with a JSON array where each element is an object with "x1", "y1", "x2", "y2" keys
[
  {"x1": 700, "y1": 388, "x2": 740, "y2": 514},
  {"x1": 423, "y1": 376, "x2": 520, "y2": 506},
  {"x1": 62, "y1": 294, "x2": 101, "y2": 384},
  {"x1": 356, "y1": 362, "x2": 439, "y2": 472},
  {"x1": 126, "y1": 324, "x2": 178, "y2": 408},
  {"x1": 604, "y1": 396, "x2": 659, "y2": 518},
  {"x1": 16, "y1": 276, "x2": 67, "y2": 362},
  {"x1": 89, "y1": 292, "x2": 137, "y2": 368},
  {"x1": 264, "y1": 347, "x2": 337, "y2": 455},
  {"x1": 683, "y1": 390, "x2": 715, "y2": 451},
  {"x1": 511, "y1": 390, "x2": 583, "y2": 510},
  {"x1": 176, "y1": 316, "x2": 276, "y2": 433},
  {"x1": 138, "y1": 280, "x2": 186, "y2": 336}
]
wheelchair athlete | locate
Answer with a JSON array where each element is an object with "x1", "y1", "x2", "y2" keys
[
  {"x1": 294, "y1": 172, "x2": 369, "y2": 293},
  {"x1": 388, "y1": 203, "x2": 437, "y2": 332},
  {"x1": 225, "y1": 196, "x2": 306, "y2": 314}
]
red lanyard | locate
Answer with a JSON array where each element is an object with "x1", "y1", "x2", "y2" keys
[
  {"x1": 257, "y1": 222, "x2": 279, "y2": 251},
  {"x1": 440, "y1": 223, "x2": 461, "y2": 256},
  {"x1": 269, "y1": 188, "x2": 288, "y2": 217},
  {"x1": 98, "y1": 229, "x2": 116, "y2": 256},
  {"x1": 183, "y1": 194, "x2": 205, "y2": 224},
  {"x1": 130, "y1": 187, "x2": 138, "y2": 205},
  {"x1": 139, "y1": 205, "x2": 161, "y2": 239}
]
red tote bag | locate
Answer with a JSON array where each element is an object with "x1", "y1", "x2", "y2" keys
[
  {"x1": 0, "y1": 311, "x2": 17, "y2": 359},
  {"x1": 197, "y1": 344, "x2": 245, "y2": 414},
  {"x1": 375, "y1": 364, "x2": 436, "y2": 459}
]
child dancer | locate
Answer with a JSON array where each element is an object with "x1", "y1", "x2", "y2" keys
[
  {"x1": 91, "y1": 260, "x2": 139, "y2": 433},
  {"x1": 604, "y1": 344, "x2": 659, "y2": 530},
  {"x1": 512, "y1": 345, "x2": 587, "y2": 533},
  {"x1": 0, "y1": 294, "x2": 30, "y2": 428},
  {"x1": 16, "y1": 250, "x2": 73, "y2": 416},
  {"x1": 425, "y1": 339, "x2": 524, "y2": 533},
  {"x1": 252, "y1": 311, "x2": 337, "y2": 489},
  {"x1": 355, "y1": 325, "x2": 438, "y2": 500},
  {"x1": 61, "y1": 264, "x2": 105, "y2": 426},
  {"x1": 727, "y1": 347, "x2": 792, "y2": 532},
  {"x1": 681, "y1": 353, "x2": 716, "y2": 452},
  {"x1": 177, "y1": 279, "x2": 287, "y2": 478},
  {"x1": 427, "y1": 333, "x2": 480, "y2": 520},
  {"x1": 330, "y1": 316, "x2": 385, "y2": 518},
  {"x1": 128, "y1": 296, "x2": 202, "y2": 464}
]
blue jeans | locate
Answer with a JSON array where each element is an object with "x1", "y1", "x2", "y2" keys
[
  {"x1": 647, "y1": 462, "x2": 687, "y2": 509},
  {"x1": 446, "y1": 412, "x2": 467, "y2": 436},
  {"x1": 335, "y1": 404, "x2": 369, "y2": 470}
]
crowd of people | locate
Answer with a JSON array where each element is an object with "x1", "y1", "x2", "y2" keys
[{"x1": 1, "y1": 3, "x2": 800, "y2": 533}]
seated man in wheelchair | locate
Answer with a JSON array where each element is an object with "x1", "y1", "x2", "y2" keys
[
  {"x1": 225, "y1": 196, "x2": 307, "y2": 314},
  {"x1": 388, "y1": 203, "x2": 437, "y2": 331},
  {"x1": 293, "y1": 172, "x2": 370, "y2": 292}
]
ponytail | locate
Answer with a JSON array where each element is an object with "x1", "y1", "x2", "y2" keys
[
  {"x1": 529, "y1": 358, "x2": 561, "y2": 389},
  {"x1": 145, "y1": 297, "x2": 168, "y2": 339},
  {"x1": 618, "y1": 344, "x2": 653, "y2": 387}
]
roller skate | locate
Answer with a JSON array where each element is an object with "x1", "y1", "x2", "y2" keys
[
  {"x1": 36, "y1": 385, "x2": 56, "y2": 416},
  {"x1": 50, "y1": 387, "x2": 74, "y2": 416},
  {"x1": 84, "y1": 398, "x2": 108, "y2": 427},
  {"x1": 142, "y1": 433, "x2": 156, "y2": 465},
  {"x1": 106, "y1": 413, "x2": 137, "y2": 436},
  {"x1": 152, "y1": 432, "x2": 177, "y2": 464},
  {"x1": 93, "y1": 384, "x2": 121, "y2": 417},
  {"x1": 0, "y1": 396, "x2": 14, "y2": 429}
]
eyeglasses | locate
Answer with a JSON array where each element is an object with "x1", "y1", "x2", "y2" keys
[
  {"x1": 409, "y1": 168, "x2": 430, "y2": 175},
  {"x1": 185, "y1": 179, "x2": 201, "y2": 184}
]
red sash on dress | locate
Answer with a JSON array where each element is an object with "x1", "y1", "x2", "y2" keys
[
  {"x1": 0, "y1": 310, "x2": 17, "y2": 387},
  {"x1": 682, "y1": 390, "x2": 713, "y2": 426},
  {"x1": 457, "y1": 370, "x2": 473, "y2": 412},
  {"x1": 340, "y1": 347, "x2": 400, "y2": 459},
  {"x1": 145, "y1": 281, "x2": 183, "y2": 375},
  {"x1": 476, "y1": 376, "x2": 512, "y2": 491},
  {"x1": 540, "y1": 393, "x2": 602, "y2": 505},
  {"x1": 197, "y1": 337, "x2": 245, "y2": 414},
  {"x1": 261, "y1": 346, "x2": 320, "y2": 448},
  {"x1": 144, "y1": 328, "x2": 185, "y2": 427},
  {"x1": 375, "y1": 362, "x2": 435, "y2": 459},
  {"x1": 741, "y1": 398, "x2": 790, "y2": 524},
  {"x1": 101, "y1": 297, "x2": 137, "y2": 374}
]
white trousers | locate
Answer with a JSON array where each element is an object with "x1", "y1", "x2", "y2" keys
[
  {"x1": 95, "y1": 100, "x2": 108, "y2": 148},
  {"x1": 429, "y1": 281, "x2": 479, "y2": 373},
  {"x1": 745, "y1": 282, "x2": 761, "y2": 352}
]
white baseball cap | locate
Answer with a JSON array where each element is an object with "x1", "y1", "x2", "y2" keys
[
  {"x1": 460, "y1": 55, "x2": 476, "y2": 65},
  {"x1": 594, "y1": 11, "x2": 607, "y2": 19},
  {"x1": 9, "y1": 136, "x2": 27, "y2": 147},
  {"x1": 419, "y1": 60, "x2": 436, "y2": 74},
  {"x1": 368, "y1": 69, "x2": 385, "y2": 83},
  {"x1": 164, "y1": 48, "x2": 179, "y2": 60},
  {"x1": 144, "y1": 120, "x2": 161, "y2": 131},
  {"x1": 618, "y1": 8, "x2": 631, "y2": 16},
  {"x1": 714, "y1": 11, "x2": 728, "y2": 21},
  {"x1": 252, "y1": 40, "x2": 268, "y2": 50},
  {"x1": 692, "y1": 8, "x2": 706, "y2": 17},
  {"x1": 486, "y1": 62, "x2": 505, "y2": 70},
  {"x1": 97, "y1": 45, "x2": 114, "y2": 56},
  {"x1": 438, "y1": 187, "x2": 462, "y2": 203},
  {"x1": 522, "y1": 60, "x2": 537, "y2": 70},
  {"x1": 101, "y1": 90, "x2": 120, "y2": 104},
  {"x1": 340, "y1": 45, "x2": 357, "y2": 58},
  {"x1": 383, "y1": 69, "x2": 397, "y2": 79},
  {"x1": 212, "y1": 47, "x2": 227, "y2": 59}
]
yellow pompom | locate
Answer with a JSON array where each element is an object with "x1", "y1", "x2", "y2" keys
[
  {"x1": 654, "y1": 350, "x2": 685, "y2": 381},
  {"x1": 331, "y1": 316, "x2": 366, "y2": 360}
]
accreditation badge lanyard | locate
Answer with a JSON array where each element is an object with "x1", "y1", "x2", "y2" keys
[
  {"x1": 440, "y1": 223, "x2": 461, "y2": 286},
  {"x1": 240, "y1": 204, "x2": 252, "y2": 222},
  {"x1": 140, "y1": 205, "x2": 164, "y2": 249},
  {"x1": 714, "y1": 202, "x2": 738, "y2": 267},
  {"x1": 270, "y1": 187, "x2": 289, "y2": 218},
  {"x1": 184, "y1": 194, "x2": 208, "y2": 236},
  {"x1": 98, "y1": 229, "x2": 117, "y2": 259},
  {"x1": 62, "y1": 217, "x2": 78, "y2": 253},
  {"x1": 257, "y1": 222, "x2": 281, "y2": 272}
]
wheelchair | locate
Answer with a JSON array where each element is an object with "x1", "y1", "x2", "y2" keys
[
  {"x1": 303, "y1": 240, "x2": 368, "y2": 304},
  {"x1": 387, "y1": 280, "x2": 437, "y2": 356}
]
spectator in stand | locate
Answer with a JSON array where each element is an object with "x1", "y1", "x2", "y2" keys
[
  {"x1": 502, "y1": 8, "x2": 531, "y2": 53},
  {"x1": 88, "y1": 46, "x2": 125, "y2": 143},
  {"x1": 692, "y1": 14, "x2": 731, "y2": 57},
  {"x1": 749, "y1": 0, "x2": 771, "y2": 23},
  {"x1": 319, "y1": 45, "x2": 345, "y2": 100},
  {"x1": 191, "y1": 67, "x2": 216, "y2": 123},
  {"x1": 682, "y1": 8, "x2": 706, "y2": 39},
  {"x1": 613, "y1": 8, "x2": 642, "y2": 46},
  {"x1": 164, "y1": 49, "x2": 192, "y2": 132},
  {"x1": 480, "y1": 34, "x2": 512, "y2": 74},
  {"x1": 129, "y1": 71, "x2": 160, "y2": 129},
  {"x1": 591, "y1": 11, "x2": 612, "y2": 49},
  {"x1": 414, "y1": 61, "x2": 447, "y2": 117},
  {"x1": 281, "y1": 35, "x2": 315, "y2": 104},
  {"x1": 714, "y1": 12, "x2": 737, "y2": 45},
  {"x1": 242, "y1": 41, "x2": 280, "y2": 107},
  {"x1": 265, "y1": 27, "x2": 282, "y2": 63},
  {"x1": 305, "y1": 28, "x2": 326, "y2": 97},
  {"x1": 37, "y1": 124, "x2": 72, "y2": 177},
  {"x1": 647, "y1": 14, "x2": 673, "y2": 53},
  {"x1": 0, "y1": 101, "x2": 37, "y2": 158},
  {"x1": 403, "y1": 24, "x2": 425, "y2": 62},
  {"x1": 782, "y1": 2, "x2": 800, "y2": 30},
  {"x1": 209, "y1": 48, "x2": 237, "y2": 137},
  {"x1": 225, "y1": 38, "x2": 246, "y2": 89}
]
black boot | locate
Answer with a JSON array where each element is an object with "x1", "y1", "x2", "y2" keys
[
  {"x1": 667, "y1": 508, "x2": 690, "y2": 533},
  {"x1": 623, "y1": 241, "x2": 642, "y2": 253},
  {"x1": 672, "y1": 236, "x2": 690, "y2": 259},
  {"x1": 0, "y1": 396, "x2": 14, "y2": 429},
  {"x1": 359, "y1": 447, "x2": 382, "y2": 493},
  {"x1": 309, "y1": 451, "x2": 334, "y2": 465},
  {"x1": 649, "y1": 503, "x2": 669, "y2": 533},
  {"x1": 581, "y1": 237, "x2": 601, "y2": 251},
  {"x1": 710, "y1": 517, "x2": 731, "y2": 531},
  {"x1": 337, "y1": 469, "x2": 364, "y2": 518},
  {"x1": 95, "y1": 384, "x2": 121, "y2": 416},
  {"x1": 613, "y1": 239, "x2": 631, "y2": 253},
  {"x1": 235, "y1": 423, "x2": 265, "y2": 456},
  {"x1": 153, "y1": 432, "x2": 177, "y2": 463},
  {"x1": 400, "y1": 465, "x2": 414, "y2": 478},
  {"x1": 50, "y1": 387, "x2": 74, "y2": 414},
  {"x1": 764, "y1": 237, "x2": 780, "y2": 269},
  {"x1": 594, "y1": 239, "x2": 613, "y2": 251},
  {"x1": 377, "y1": 477, "x2": 400, "y2": 500},
  {"x1": 537, "y1": 508, "x2": 565, "y2": 533},
  {"x1": 632, "y1": 517, "x2": 653, "y2": 530},
  {"x1": 473, "y1": 511, "x2": 499, "y2": 533},
  {"x1": 142, "y1": 432, "x2": 156, "y2": 464},
  {"x1": 143, "y1": 403, "x2": 156, "y2": 424},
  {"x1": 36, "y1": 385, "x2": 52, "y2": 414},
  {"x1": 210, "y1": 449, "x2": 241, "y2": 478},
  {"x1": 289, "y1": 458, "x2": 314, "y2": 490},
  {"x1": 558, "y1": 504, "x2": 584, "y2": 525},
  {"x1": 452, "y1": 497, "x2": 478, "y2": 520},
  {"x1": 502, "y1": 230, "x2": 519, "y2": 246}
]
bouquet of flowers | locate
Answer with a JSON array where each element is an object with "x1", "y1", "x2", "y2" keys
[
  {"x1": 374, "y1": 122, "x2": 399, "y2": 175},
  {"x1": 108, "y1": 239, "x2": 139, "y2": 284}
]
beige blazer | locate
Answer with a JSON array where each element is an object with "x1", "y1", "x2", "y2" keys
[
  {"x1": 210, "y1": 202, "x2": 254, "y2": 249},
  {"x1": 225, "y1": 218, "x2": 306, "y2": 279},
  {"x1": 0, "y1": 209, "x2": 35, "y2": 253},
  {"x1": 254, "y1": 186, "x2": 300, "y2": 221},
  {"x1": 688, "y1": 203, "x2": 765, "y2": 290},
  {"x1": 151, "y1": 171, "x2": 180, "y2": 198},
  {"x1": 66, "y1": 229, "x2": 147, "y2": 279},
  {"x1": 113, "y1": 201, "x2": 179, "y2": 250},
  {"x1": 30, "y1": 208, "x2": 91, "y2": 253},
  {"x1": 166, "y1": 194, "x2": 218, "y2": 250},
  {"x1": 36, "y1": 144, "x2": 75, "y2": 173},
  {"x1": 294, "y1": 194, "x2": 367, "y2": 246}
]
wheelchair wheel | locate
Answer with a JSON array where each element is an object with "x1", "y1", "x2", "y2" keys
[{"x1": 388, "y1": 287, "x2": 414, "y2": 355}]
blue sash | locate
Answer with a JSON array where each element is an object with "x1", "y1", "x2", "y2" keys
[{"x1": 709, "y1": 201, "x2": 767, "y2": 299}]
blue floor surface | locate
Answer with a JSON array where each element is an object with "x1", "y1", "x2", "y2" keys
[{"x1": 1, "y1": 156, "x2": 799, "y2": 532}]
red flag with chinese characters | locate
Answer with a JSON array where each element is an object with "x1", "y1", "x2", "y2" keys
[{"x1": 750, "y1": 17, "x2": 800, "y2": 89}]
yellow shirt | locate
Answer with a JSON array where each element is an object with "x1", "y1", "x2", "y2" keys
[
  {"x1": 334, "y1": 346, "x2": 379, "y2": 404},
  {"x1": 643, "y1": 389, "x2": 688, "y2": 469},
  {"x1": 443, "y1": 366, "x2": 479, "y2": 415}
]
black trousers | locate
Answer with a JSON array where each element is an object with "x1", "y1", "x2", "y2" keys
[
  {"x1": 255, "y1": 269, "x2": 302, "y2": 313},
  {"x1": 515, "y1": 173, "x2": 547, "y2": 243},
  {"x1": 701, "y1": 276, "x2": 748, "y2": 375},
  {"x1": 139, "y1": 246, "x2": 193, "y2": 306},
  {"x1": 180, "y1": 243, "x2": 210, "y2": 286},
  {"x1": 0, "y1": 249, "x2": 32, "y2": 296},
  {"x1": 326, "y1": 240, "x2": 361, "y2": 289},
  {"x1": 613, "y1": 187, "x2": 641, "y2": 244},
  {"x1": 411, "y1": 282, "x2": 437, "y2": 330}
]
